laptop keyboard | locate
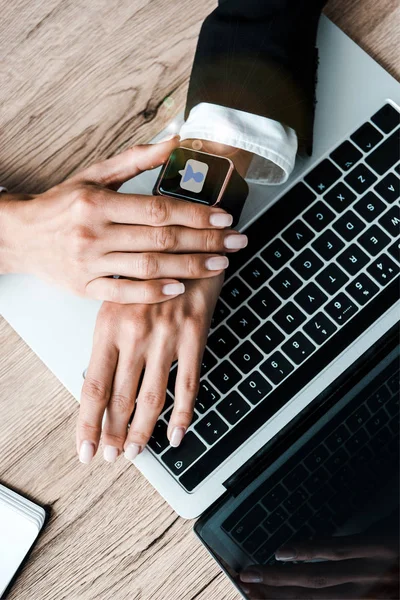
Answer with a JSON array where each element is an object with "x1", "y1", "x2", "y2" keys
[
  {"x1": 221, "y1": 356, "x2": 400, "y2": 564},
  {"x1": 148, "y1": 102, "x2": 400, "y2": 491}
]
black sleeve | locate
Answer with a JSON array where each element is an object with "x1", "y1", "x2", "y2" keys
[{"x1": 185, "y1": 0, "x2": 328, "y2": 156}]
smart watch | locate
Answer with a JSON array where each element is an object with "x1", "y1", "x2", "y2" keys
[{"x1": 153, "y1": 147, "x2": 249, "y2": 227}]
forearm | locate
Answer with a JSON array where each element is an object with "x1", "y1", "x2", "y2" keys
[{"x1": 0, "y1": 193, "x2": 30, "y2": 274}]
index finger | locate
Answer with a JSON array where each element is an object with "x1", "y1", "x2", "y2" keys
[{"x1": 102, "y1": 190, "x2": 234, "y2": 229}]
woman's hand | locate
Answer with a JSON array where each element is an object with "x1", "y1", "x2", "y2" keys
[
  {"x1": 76, "y1": 274, "x2": 223, "y2": 464},
  {"x1": 0, "y1": 136, "x2": 247, "y2": 304},
  {"x1": 239, "y1": 534, "x2": 400, "y2": 599}
]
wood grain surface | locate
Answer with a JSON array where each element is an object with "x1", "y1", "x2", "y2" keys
[{"x1": 0, "y1": 1, "x2": 398, "y2": 599}]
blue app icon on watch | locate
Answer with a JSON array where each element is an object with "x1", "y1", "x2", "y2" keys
[{"x1": 179, "y1": 159, "x2": 209, "y2": 193}]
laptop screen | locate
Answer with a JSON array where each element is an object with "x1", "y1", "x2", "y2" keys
[{"x1": 195, "y1": 327, "x2": 399, "y2": 599}]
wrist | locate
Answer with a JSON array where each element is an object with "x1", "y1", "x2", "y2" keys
[
  {"x1": 180, "y1": 139, "x2": 252, "y2": 178},
  {"x1": 0, "y1": 193, "x2": 31, "y2": 274}
]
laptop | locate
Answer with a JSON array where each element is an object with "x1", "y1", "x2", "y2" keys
[{"x1": 0, "y1": 14, "x2": 399, "y2": 529}]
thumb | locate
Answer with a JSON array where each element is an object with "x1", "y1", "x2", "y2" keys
[{"x1": 74, "y1": 135, "x2": 180, "y2": 189}]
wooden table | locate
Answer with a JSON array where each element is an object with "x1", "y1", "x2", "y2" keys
[{"x1": 0, "y1": 2, "x2": 398, "y2": 598}]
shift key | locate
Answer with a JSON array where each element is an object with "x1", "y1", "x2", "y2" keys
[{"x1": 162, "y1": 432, "x2": 206, "y2": 475}]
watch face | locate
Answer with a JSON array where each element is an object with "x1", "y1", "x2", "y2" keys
[{"x1": 157, "y1": 148, "x2": 232, "y2": 205}]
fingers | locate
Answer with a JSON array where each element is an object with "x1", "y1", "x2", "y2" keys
[
  {"x1": 101, "y1": 350, "x2": 144, "y2": 462},
  {"x1": 240, "y1": 559, "x2": 394, "y2": 589},
  {"x1": 167, "y1": 330, "x2": 205, "y2": 446},
  {"x1": 75, "y1": 136, "x2": 180, "y2": 189},
  {"x1": 124, "y1": 346, "x2": 173, "y2": 457},
  {"x1": 275, "y1": 536, "x2": 399, "y2": 562},
  {"x1": 77, "y1": 329, "x2": 118, "y2": 463},
  {"x1": 106, "y1": 224, "x2": 248, "y2": 254},
  {"x1": 101, "y1": 189, "x2": 234, "y2": 229},
  {"x1": 97, "y1": 252, "x2": 229, "y2": 281},
  {"x1": 85, "y1": 277, "x2": 186, "y2": 304}
]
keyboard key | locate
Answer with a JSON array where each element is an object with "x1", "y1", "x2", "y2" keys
[
  {"x1": 217, "y1": 391, "x2": 250, "y2": 425},
  {"x1": 303, "y1": 312, "x2": 337, "y2": 345},
  {"x1": 211, "y1": 299, "x2": 230, "y2": 328},
  {"x1": 345, "y1": 164, "x2": 378, "y2": 194},
  {"x1": 240, "y1": 257, "x2": 272, "y2": 289},
  {"x1": 207, "y1": 326, "x2": 239, "y2": 358},
  {"x1": 304, "y1": 444, "x2": 329, "y2": 471},
  {"x1": 371, "y1": 103, "x2": 400, "y2": 134},
  {"x1": 239, "y1": 371, "x2": 272, "y2": 405},
  {"x1": 196, "y1": 381, "x2": 221, "y2": 414},
  {"x1": 283, "y1": 488, "x2": 308, "y2": 514},
  {"x1": 345, "y1": 428, "x2": 368, "y2": 454},
  {"x1": 345, "y1": 273, "x2": 379, "y2": 305},
  {"x1": 162, "y1": 431, "x2": 206, "y2": 475},
  {"x1": 350, "y1": 121, "x2": 383, "y2": 152},
  {"x1": 367, "y1": 253, "x2": 398, "y2": 285},
  {"x1": 374, "y1": 172, "x2": 399, "y2": 203},
  {"x1": 231, "y1": 341, "x2": 263, "y2": 374},
  {"x1": 330, "y1": 140, "x2": 362, "y2": 171},
  {"x1": 254, "y1": 524, "x2": 292, "y2": 565},
  {"x1": 312, "y1": 229, "x2": 345, "y2": 261},
  {"x1": 325, "y1": 424, "x2": 350, "y2": 452},
  {"x1": 251, "y1": 321, "x2": 284, "y2": 354},
  {"x1": 243, "y1": 526, "x2": 267, "y2": 555},
  {"x1": 303, "y1": 466, "x2": 329, "y2": 495},
  {"x1": 387, "y1": 370, "x2": 400, "y2": 395},
  {"x1": 227, "y1": 306, "x2": 260, "y2": 337},
  {"x1": 283, "y1": 464, "x2": 309, "y2": 492},
  {"x1": 209, "y1": 360, "x2": 242, "y2": 394},
  {"x1": 200, "y1": 348, "x2": 218, "y2": 376},
  {"x1": 324, "y1": 182, "x2": 356, "y2": 213},
  {"x1": 347, "y1": 405, "x2": 370, "y2": 432},
  {"x1": 316, "y1": 264, "x2": 349, "y2": 295},
  {"x1": 148, "y1": 420, "x2": 169, "y2": 454},
  {"x1": 249, "y1": 287, "x2": 282, "y2": 319},
  {"x1": 366, "y1": 128, "x2": 400, "y2": 175},
  {"x1": 337, "y1": 244, "x2": 370, "y2": 276},
  {"x1": 358, "y1": 225, "x2": 391, "y2": 256},
  {"x1": 282, "y1": 332, "x2": 316, "y2": 365},
  {"x1": 231, "y1": 505, "x2": 268, "y2": 543},
  {"x1": 366, "y1": 384, "x2": 390, "y2": 412},
  {"x1": 261, "y1": 483, "x2": 288, "y2": 512},
  {"x1": 354, "y1": 191, "x2": 387, "y2": 223},
  {"x1": 294, "y1": 282, "x2": 328, "y2": 315},
  {"x1": 260, "y1": 351, "x2": 294, "y2": 385},
  {"x1": 365, "y1": 408, "x2": 389, "y2": 436},
  {"x1": 290, "y1": 248, "x2": 324, "y2": 280},
  {"x1": 325, "y1": 292, "x2": 358, "y2": 325},
  {"x1": 273, "y1": 302, "x2": 307, "y2": 334},
  {"x1": 282, "y1": 220, "x2": 315, "y2": 251},
  {"x1": 379, "y1": 205, "x2": 400, "y2": 237},
  {"x1": 221, "y1": 277, "x2": 252, "y2": 309},
  {"x1": 332, "y1": 210, "x2": 366, "y2": 241},
  {"x1": 303, "y1": 201, "x2": 335, "y2": 232},
  {"x1": 289, "y1": 503, "x2": 313, "y2": 531},
  {"x1": 195, "y1": 411, "x2": 229, "y2": 445},
  {"x1": 261, "y1": 239, "x2": 294, "y2": 271},
  {"x1": 325, "y1": 448, "x2": 349, "y2": 474},
  {"x1": 304, "y1": 159, "x2": 342, "y2": 194},
  {"x1": 387, "y1": 239, "x2": 400, "y2": 262},
  {"x1": 264, "y1": 506, "x2": 289, "y2": 534},
  {"x1": 270, "y1": 268, "x2": 302, "y2": 300}
]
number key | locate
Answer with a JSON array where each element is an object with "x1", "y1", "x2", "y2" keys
[
  {"x1": 282, "y1": 332, "x2": 316, "y2": 365},
  {"x1": 303, "y1": 312, "x2": 337, "y2": 345},
  {"x1": 239, "y1": 371, "x2": 273, "y2": 405},
  {"x1": 325, "y1": 292, "x2": 358, "y2": 325},
  {"x1": 260, "y1": 351, "x2": 294, "y2": 385},
  {"x1": 367, "y1": 253, "x2": 398, "y2": 285},
  {"x1": 345, "y1": 273, "x2": 379, "y2": 305}
]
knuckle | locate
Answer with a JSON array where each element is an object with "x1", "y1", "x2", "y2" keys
[
  {"x1": 72, "y1": 187, "x2": 97, "y2": 221},
  {"x1": 203, "y1": 229, "x2": 218, "y2": 252},
  {"x1": 139, "y1": 390, "x2": 164, "y2": 409},
  {"x1": 109, "y1": 279, "x2": 123, "y2": 303},
  {"x1": 108, "y1": 392, "x2": 133, "y2": 414},
  {"x1": 82, "y1": 377, "x2": 110, "y2": 403},
  {"x1": 69, "y1": 225, "x2": 93, "y2": 259},
  {"x1": 185, "y1": 254, "x2": 200, "y2": 278},
  {"x1": 147, "y1": 196, "x2": 170, "y2": 226},
  {"x1": 79, "y1": 420, "x2": 100, "y2": 436},
  {"x1": 308, "y1": 575, "x2": 328, "y2": 588},
  {"x1": 189, "y1": 204, "x2": 205, "y2": 227},
  {"x1": 102, "y1": 431, "x2": 126, "y2": 446},
  {"x1": 137, "y1": 253, "x2": 158, "y2": 279},
  {"x1": 182, "y1": 374, "x2": 199, "y2": 395},
  {"x1": 153, "y1": 226, "x2": 177, "y2": 252},
  {"x1": 128, "y1": 429, "x2": 150, "y2": 446},
  {"x1": 172, "y1": 409, "x2": 194, "y2": 424},
  {"x1": 140, "y1": 282, "x2": 157, "y2": 304}
]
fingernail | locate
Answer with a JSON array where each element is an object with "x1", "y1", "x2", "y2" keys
[
  {"x1": 275, "y1": 546, "x2": 297, "y2": 561},
  {"x1": 209, "y1": 212, "x2": 233, "y2": 227},
  {"x1": 240, "y1": 569, "x2": 262, "y2": 583},
  {"x1": 124, "y1": 444, "x2": 142, "y2": 462},
  {"x1": 170, "y1": 427, "x2": 186, "y2": 448},
  {"x1": 79, "y1": 441, "x2": 95, "y2": 465},
  {"x1": 103, "y1": 445, "x2": 119, "y2": 463},
  {"x1": 157, "y1": 134, "x2": 180, "y2": 144},
  {"x1": 205, "y1": 256, "x2": 229, "y2": 270},
  {"x1": 224, "y1": 234, "x2": 248, "y2": 249},
  {"x1": 162, "y1": 282, "x2": 185, "y2": 296}
]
